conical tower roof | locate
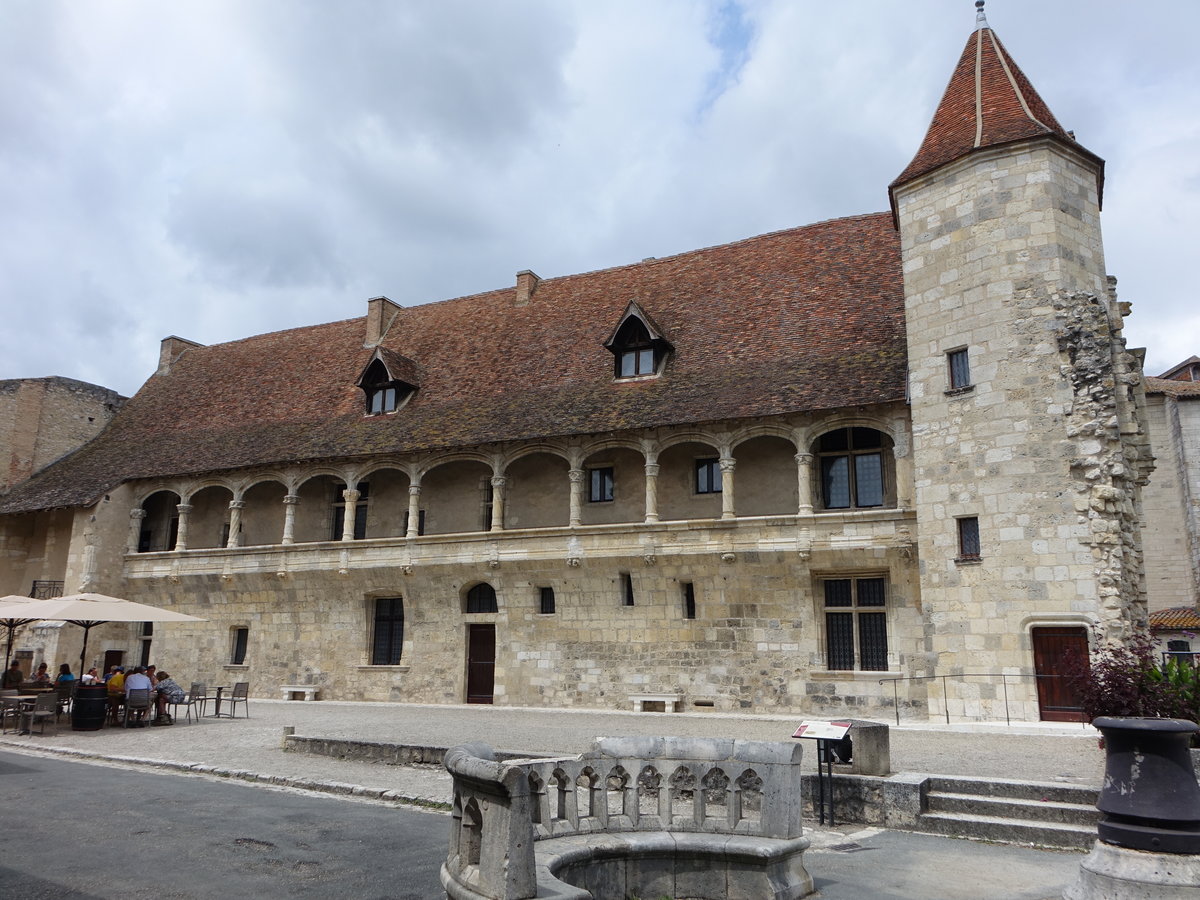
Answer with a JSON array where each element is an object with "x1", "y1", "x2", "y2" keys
[{"x1": 889, "y1": 9, "x2": 1103, "y2": 213}]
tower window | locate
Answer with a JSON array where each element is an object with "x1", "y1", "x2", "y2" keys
[
  {"x1": 682, "y1": 582, "x2": 696, "y2": 619},
  {"x1": 621, "y1": 572, "x2": 635, "y2": 607},
  {"x1": 947, "y1": 348, "x2": 972, "y2": 391},
  {"x1": 466, "y1": 583, "x2": 498, "y2": 614},
  {"x1": 539, "y1": 587, "x2": 556, "y2": 615},
  {"x1": 957, "y1": 517, "x2": 981, "y2": 560},
  {"x1": 823, "y1": 577, "x2": 888, "y2": 671},
  {"x1": 371, "y1": 597, "x2": 404, "y2": 665}
]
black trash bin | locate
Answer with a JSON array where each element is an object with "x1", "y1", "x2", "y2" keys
[{"x1": 71, "y1": 684, "x2": 108, "y2": 731}]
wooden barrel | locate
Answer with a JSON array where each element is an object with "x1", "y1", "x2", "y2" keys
[{"x1": 71, "y1": 684, "x2": 108, "y2": 731}]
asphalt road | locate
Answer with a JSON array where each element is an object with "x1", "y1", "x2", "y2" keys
[{"x1": 0, "y1": 750, "x2": 447, "y2": 899}]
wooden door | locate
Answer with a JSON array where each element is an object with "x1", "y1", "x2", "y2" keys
[
  {"x1": 102, "y1": 650, "x2": 124, "y2": 675},
  {"x1": 1032, "y1": 627, "x2": 1087, "y2": 722},
  {"x1": 466, "y1": 624, "x2": 495, "y2": 704}
]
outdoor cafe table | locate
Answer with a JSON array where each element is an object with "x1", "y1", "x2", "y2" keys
[{"x1": 206, "y1": 685, "x2": 233, "y2": 718}]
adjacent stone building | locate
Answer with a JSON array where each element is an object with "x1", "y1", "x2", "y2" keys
[{"x1": 0, "y1": 10, "x2": 1155, "y2": 721}]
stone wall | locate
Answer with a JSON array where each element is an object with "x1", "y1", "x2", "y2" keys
[{"x1": 1141, "y1": 392, "x2": 1200, "y2": 611}]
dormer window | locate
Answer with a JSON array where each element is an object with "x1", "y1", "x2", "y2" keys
[
  {"x1": 604, "y1": 304, "x2": 672, "y2": 380},
  {"x1": 356, "y1": 351, "x2": 418, "y2": 416}
]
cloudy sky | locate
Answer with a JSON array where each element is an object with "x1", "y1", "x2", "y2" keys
[{"x1": 1, "y1": 0, "x2": 1196, "y2": 397}]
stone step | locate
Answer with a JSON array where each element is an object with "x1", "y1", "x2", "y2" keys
[
  {"x1": 915, "y1": 810, "x2": 1096, "y2": 851},
  {"x1": 925, "y1": 774, "x2": 1098, "y2": 806},
  {"x1": 926, "y1": 790, "x2": 1101, "y2": 827}
]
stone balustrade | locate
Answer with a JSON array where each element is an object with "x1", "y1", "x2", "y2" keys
[{"x1": 441, "y1": 736, "x2": 813, "y2": 900}]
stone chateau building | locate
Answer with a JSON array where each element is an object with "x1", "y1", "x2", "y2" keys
[{"x1": 0, "y1": 10, "x2": 1157, "y2": 722}]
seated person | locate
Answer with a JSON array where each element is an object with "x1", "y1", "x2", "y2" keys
[
  {"x1": 1, "y1": 661, "x2": 23, "y2": 690},
  {"x1": 80, "y1": 667, "x2": 100, "y2": 684},
  {"x1": 106, "y1": 666, "x2": 126, "y2": 720},
  {"x1": 153, "y1": 672, "x2": 186, "y2": 723},
  {"x1": 123, "y1": 666, "x2": 153, "y2": 725},
  {"x1": 56, "y1": 663, "x2": 75, "y2": 684},
  {"x1": 31, "y1": 662, "x2": 52, "y2": 684}
]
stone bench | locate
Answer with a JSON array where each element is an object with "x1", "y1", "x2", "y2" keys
[
  {"x1": 280, "y1": 685, "x2": 319, "y2": 701},
  {"x1": 627, "y1": 693, "x2": 681, "y2": 713}
]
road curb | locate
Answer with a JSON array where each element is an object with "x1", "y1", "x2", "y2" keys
[{"x1": 0, "y1": 737, "x2": 451, "y2": 811}]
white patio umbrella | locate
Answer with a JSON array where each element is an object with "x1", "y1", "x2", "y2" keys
[
  {"x1": 0, "y1": 596, "x2": 41, "y2": 670},
  {"x1": 0, "y1": 593, "x2": 205, "y2": 675}
]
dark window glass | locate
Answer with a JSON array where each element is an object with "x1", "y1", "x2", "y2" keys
[
  {"x1": 682, "y1": 582, "x2": 696, "y2": 619},
  {"x1": 826, "y1": 612, "x2": 855, "y2": 670},
  {"x1": 539, "y1": 587, "x2": 556, "y2": 615},
  {"x1": 589, "y1": 467, "x2": 614, "y2": 503},
  {"x1": 362, "y1": 359, "x2": 405, "y2": 415},
  {"x1": 466, "y1": 583, "x2": 498, "y2": 614},
  {"x1": 958, "y1": 517, "x2": 981, "y2": 559},
  {"x1": 371, "y1": 597, "x2": 404, "y2": 665},
  {"x1": 1167, "y1": 639, "x2": 1191, "y2": 652},
  {"x1": 817, "y1": 428, "x2": 888, "y2": 509},
  {"x1": 621, "y1": 572, "x2": 635, "y2": 607},
  {"x1": 948, "y1": 349, "x2": 971, "y2": 390},
  {"x1": 823, "y1": 578, "x2": 888, "y2": 671},
  {"x1": 331, "y1": 482, "x2": 369, "y2": 540},
  {"x1": 695, "y1": 458, "x2": 722, "y2": 494},
  {"x1": 231, "y1": 627, "x2": 248, "y2": 665}
]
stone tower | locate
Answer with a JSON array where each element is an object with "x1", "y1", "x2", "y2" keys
[{"x1": 889, "y1": 6, "x2": 1152, "y2": 717}]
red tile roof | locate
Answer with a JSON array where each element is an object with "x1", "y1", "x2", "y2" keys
[
  {"x1": 1149, "y1": 607, "x2": 1200, "y2": 631},
  {"x1": 890, "y1": 27, "x2": 1101, "y2": 209},
  {"x1": 0, "y1": 213, "x2": 908, "y2": 513},
  {"x1": 1145, "y1": 376, "x2": 1200, "y2": 398}
]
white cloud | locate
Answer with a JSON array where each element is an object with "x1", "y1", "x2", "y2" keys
[{"x1": 0, "y1": 0, "x2": 1196, "y2": 394}]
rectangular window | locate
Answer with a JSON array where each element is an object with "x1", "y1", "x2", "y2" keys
[
  {"x1": 539, "y1": 587, "x2": 556, "y2": 615},
  {"x1": 371, "y1": 597, "x2": 405, "y2": 665},
  {"x1": 619, "y1": 348, "x2": 656, "y2": 377},
  {"x1": 231, "y1": 627, "x2": 249, "y2": 665},
  {"x1": 621, "y1": 572, "x2": 635, "y2": 607},
  {"x1": 957, "y1": 516, "x2": 981, "y2": 560},
  {"x1": 403, "y1": 508, "x2": 426, "y2": 536},
  {"x1": 823, "y1": 577, "x2": 888, "y2": 671},
  {"x1": 947, "y1": 348, "x2": 971, "y2": 390},
  {"x1": 589, "y1": 467, "x2": 614, "y2": 503},
  {"x1": 682, "y1": 582, "x2": 696, "y2": 619},
  {"x1": 331, "y1": 482, "x2": 370, "y2": 540},
  {"x1": 482, "y1": 479, "x2": 494, "y2": 530},
  {"x1": 695, "y1": 459, "x2": 722, "y2": 494}
]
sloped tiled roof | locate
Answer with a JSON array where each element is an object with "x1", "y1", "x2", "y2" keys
[
  {"x1": 1156, "y1": 356, "x2": 1200, "y2": 382},
  {"x1": 1149, "y1": 607, "x2": 1200, "y2": 631},
  {"x1": 1145, "y1": 376, "x2": 1200, "y2": 398},
  {"x1": 889, "y1": 25, "x2": 1102, "y2": 210},
  {"x1": 0, "y1": 213, "x2": 908, "y2": 514}
]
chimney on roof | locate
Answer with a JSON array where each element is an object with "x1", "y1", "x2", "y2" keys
[
  {"x1": 157, "y1": 335, "x2": 203, "y2": 375},
  {"x1": 515, "y1": 270, "x2": 540, "y2": 307},
  {"x1": 365, "y1": 296, "x2": 402, "y2": 347}
]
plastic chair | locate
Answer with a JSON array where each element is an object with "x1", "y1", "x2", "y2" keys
[
  {"x1": 124, "y1": 689, "x2": 152, "y2": 728},
  {"x1": 26, "y1": 692, "x2": 57, "y2": 735},
  {"x1": 167, "y1": 690, "x2": 201, "y2": 724},
  {"x1": 226, "y1": 682, "x2": 250, "y2": 718},
  {"x1": 55, "y1": 681, "x2": 74, "y2": 722},
  {"x1": 189, "y1": 683, "x2": 213, "y2": 717}
]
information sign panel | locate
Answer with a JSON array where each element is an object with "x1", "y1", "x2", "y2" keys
[{"x1": 792, "y1": 720, "x2": 852, "y2": 741}]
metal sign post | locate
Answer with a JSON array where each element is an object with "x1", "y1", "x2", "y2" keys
[{"x1": 793, "y1": 720, "x2": 852, "y2": 827}]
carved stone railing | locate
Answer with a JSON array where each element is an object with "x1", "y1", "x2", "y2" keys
[{"x1": 442, "y1": 736, "x2": 812, "y2": 900}]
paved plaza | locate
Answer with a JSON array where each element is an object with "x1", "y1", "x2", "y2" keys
[{"x1": 0, "y1": 701, "x2": 1100, "y2": 898}]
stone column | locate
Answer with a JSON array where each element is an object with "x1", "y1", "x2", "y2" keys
[
  {"x1": 226, "y1": 500, "x2": 246, "y2": 548},
  {"x1": 174, "y1": 503, "x2": 193, "y2": 551},
  {"x1": 339, "y1": 490, "x2": 359, "y2": 542},
  {"x1": 568, "y1": 468, "x2": 584, "y2": 527},
  {"x1": 795, "y1": 452, "x2": 814, "y2": 515},
  {"x1": 644, "y1": 464, "x2": 660, "y2": 524},
  {"x1": 892, "y1": 445, "x2": 913, "y2": 508},
  {"x1": 490, "y1": 476, "x2": 507, "y2": 532},
  {"x1": 406, "y1": 484, "x2": 422, "y2": 538},
  {"x1": 281, "y1": 494, "x2": 300, "y2": 544},
  {"x1": 719, "y1": 457, "x2": 737, "y2": 520},
  {"x1": 127, "y1": 508, "x2": 146, "y2": 554}
]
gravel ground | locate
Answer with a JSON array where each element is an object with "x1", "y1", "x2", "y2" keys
[{"x1": 0, "y1": 699, "x2": 1105, "y2": 805}]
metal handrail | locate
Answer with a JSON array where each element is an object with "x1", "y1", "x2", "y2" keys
[{"x1": 876, "y1": 672, "x2": 1076, "y2": 727}]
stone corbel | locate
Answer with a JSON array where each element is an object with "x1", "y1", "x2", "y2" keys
[
  {"x1": 721, "y1": 552, "x2": 736, "y2": 563},
  {"x1": 566, "y1": 556, "x2": 582, "y2": 568},
  {"x1": 401, "y1": 564, "x2": 414, "y2": 576},
  {"x1": 488, "y1": 558, "x2": 501, "y2": 569},
  {"x1": 643, "y1": 554, "x2": 657, "y2": 566}
]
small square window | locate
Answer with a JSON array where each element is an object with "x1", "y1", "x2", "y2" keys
[
  {"x1": 947, "y1": 348, "x2": 971, "y2": 391},
  {"x1": 695, "y1": 459, "x2": 722, "y2": 494},
  {"x1": 589, "y1": 467, "x2": 614, "y2": 503},
  {"x1": 957, "y1": 517, "x2": 981, "y2": 560},
  {"x1": 539, "y1": 587, "x2": 556, "y2": 615}
]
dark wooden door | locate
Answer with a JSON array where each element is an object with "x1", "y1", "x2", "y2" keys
[
  {"x1": 1032, "y1": 627, "x2": 1088, "y2": 722},
  {"x1": 102, "y1": 650, "x2": 124, "y2": 675},
  {"x1": 466, "y1": 624, "x2": 495, "y2": 704}
]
